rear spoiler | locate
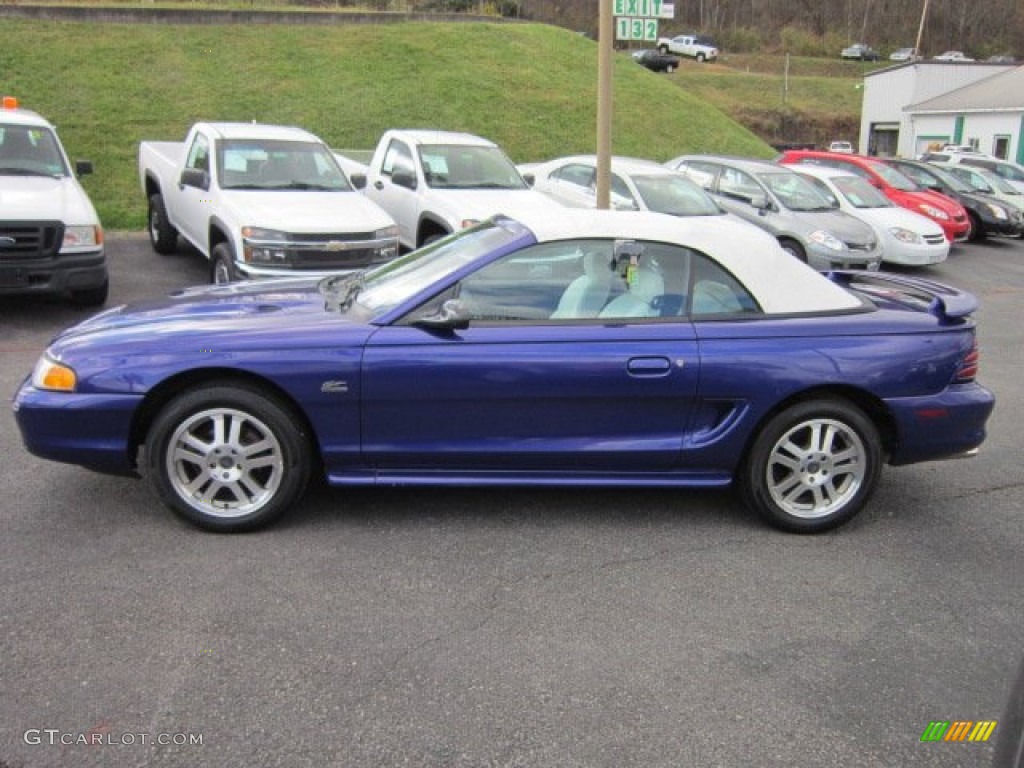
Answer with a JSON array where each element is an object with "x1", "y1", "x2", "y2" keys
[{"x1": 826, "y1": 270, "x2": 979, "y2": 320}]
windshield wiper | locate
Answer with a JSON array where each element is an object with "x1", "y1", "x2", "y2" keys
[
  {"x1": 0, "y1": 167, "x2": 62, "y2": 177},
  {"x1": 264, "y1": 181, "x2": 342, "y2": 191}
]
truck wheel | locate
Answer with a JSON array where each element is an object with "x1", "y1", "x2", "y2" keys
[
  {"x1": 659, "y1": 44, "x2": 669, "y2": 54},
  {"x1": 210, "y1": 243, "x2": 239, "y2": 284},
  {"x1": 148, "y1": 194, "x2": 178, "y2": 255},
  {"x1": 696, "y1": 52, "x2": 706, "y2": 62},
  {"x1": 71, "y1": 279, "x2": 109, "y2": 308},
  {"x1": 666, "y1": 64, "x2": 676, "y2": 73}
]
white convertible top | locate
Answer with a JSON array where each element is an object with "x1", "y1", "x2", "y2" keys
[{"x1": 512, "y1": 208, "x2": 862, "y2": 314}]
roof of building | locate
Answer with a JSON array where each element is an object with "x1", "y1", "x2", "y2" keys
[{"x1": 906, "y1": 65, "x2": 1024, "y2": 113}]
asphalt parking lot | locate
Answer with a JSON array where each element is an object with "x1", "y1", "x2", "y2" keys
[{"x1": 1, "y1": 233, "x2": 1022, "y2": 768}]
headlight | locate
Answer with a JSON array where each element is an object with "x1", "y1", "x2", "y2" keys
[
  {"x1": 807, "y1": 230, "x2": 846, "y2": 251},
  {"x1": 241, "y1": 227, "x2": 289, "y2": 264},
  {"x1": 60, "y1": 225, "x2": 103, "y2": 252},
  {"x1": 984, "y1": 203, "x2": 1009, "y2": 220},
  {"x1": 31, "y1": 354, "x2": 76, "y2": 392},
  {"x1": 919, "y1": 204, "x2": 949, "y2": 220},
  {"x1": 888, "y1": 227, "x2": 923, "y2": 244}
]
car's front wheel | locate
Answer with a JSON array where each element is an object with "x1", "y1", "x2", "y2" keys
[
  {"x1": 146, "y1": 384, "x2": 312, "y2": 532},
  {"x1": 210, "y1": 242, "x2": 239, "y2": 284},
  {"x1": 740, "y1": 398, "x2": 882, "y2": 533}
]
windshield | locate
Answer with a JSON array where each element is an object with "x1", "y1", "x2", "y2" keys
[
  {"x1": 979, "y1": 170, "x2": 1021, "y2": 195},
  {"x1": 216, "y1": 139, "x2": 352, "y2": 191},
  {"x1": 922, "y1": 165, "x2": 971, "y2": 192},
  {"x1": 0, "y1": 124, "x2": 68, "y2": 177},
  {"x1": 328, "y1": 219, "x2": 525, "y2": 316},
  {"x1": 832, "y1": 175, "x2": 892, "y2": 208},
  {"x1": 418, "y1": 144, "x2": 528, "y2": 190},
  {"x1": 632, "y1": 174, "x2": 722, "y2": 216},
  {"x1": 758, "y1": 172, "x2": 834, "y2": 211},
  {"x1": 867, "y1": 160, "x2": 919, "y2": 191}
]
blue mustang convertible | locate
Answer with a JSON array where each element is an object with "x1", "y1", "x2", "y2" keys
[{"x1": 13, "y1": 210, "x2": 994, "y2": 533}]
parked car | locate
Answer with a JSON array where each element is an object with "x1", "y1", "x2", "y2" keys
[
  {"x1": 841, "y1": 43, "x2": 880, "y2": 61},
  {"x1": 883, "y1": 158, "x2": 1023, "y2": 240},
  {"x1": 828, "y1": 141, "x2": 855, "y2": 154},
  {"x1": 777, "y1": 150, "x2": 972, "y2": 242},
  {"x1": 924, "y1": 154, "x2": 1024, "y2": 194},
  {"x1": 665, "y1": 154, "x2": 882, "y2": 270},
  {"x1": 13, "y1": 209, "x2": 994, "y2": 534},
  {"x1": 632, "y1": 49, "x2": 682, "y2": 73},
  {"x1": 936, "y1": 163, "x2": 1024, "y2": 216},
  {"x1": 793, "y1": 165, "x2": 948, "y2": 266},
  {"x1": 986, "y1": 54, "x2": 1016, "y2": 63},
  {"x1": 933, "y1": 51, "x2": 974, "y2": 61},
  {"x1": 889, "y1": 47, "x2": 920, "y2": 62},
  {"x1": 0, "y1": 96, "x2": 107, "y2": 307},
  {"x1": 522, "y1": 155, "x2": 725, "y2": 218}
]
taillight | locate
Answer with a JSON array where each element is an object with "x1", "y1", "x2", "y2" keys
[{"x1": 953, "y1": 337, "x2": 979, "y2": 383}]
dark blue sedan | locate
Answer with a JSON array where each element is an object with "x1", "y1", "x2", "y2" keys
[{"x1": 13, "y1": 210, "x2": 994, "y2": 533}]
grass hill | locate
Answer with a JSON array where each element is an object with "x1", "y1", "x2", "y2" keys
[{"x1": 1, "y1": 18, "x2": 774, "y2": 229}]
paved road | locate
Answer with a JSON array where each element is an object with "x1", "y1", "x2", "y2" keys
[{"x1": 1, "y1": 233, "x2": 1022, "y2": 768}]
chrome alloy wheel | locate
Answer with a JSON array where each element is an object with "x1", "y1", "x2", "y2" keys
[
  {"x1": 765, "y1": 417, "x2": 867, "y2": 519},
  {"x1": 165, "y1": 407, "x2": 284, "y2": 519}
]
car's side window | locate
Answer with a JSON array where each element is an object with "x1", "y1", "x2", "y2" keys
[
  {"x1": 678, "y1": 161, "x2": 718, "y2": 190},
  {"x1": 552, "y1": 163, "x2": 595, "y2": 189},
  {"x1": 185, "y1": 134, "x2": 210, "y2": 173},
  {"x1": 801, "y1": 175, "x2": 840, "y2": 207},
  {"x1": 718, "y1": 167, "x2": 761, "y2": 204},
  {"x1": 687, "y1": 252, "x2": 760, "y2": 317},
  {"x1": 381, "y1": 139, "x2": 414, "y2": 178}
]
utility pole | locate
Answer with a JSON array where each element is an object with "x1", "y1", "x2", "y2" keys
[
  {"x1": 914, "y1": 0, "x2": 930, "y2": 56},
  {"x1": 596, "y1": 0, "x2": 612, "y2": 209}
]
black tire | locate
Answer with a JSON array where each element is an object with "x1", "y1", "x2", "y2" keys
[
  {"x1": 696, "y1": 52, "x2": 706, "y2": 63},
  {"x1": 967, "y1": 211, "x2": 986, "y2": 242},
  {"x1": 210, "y1": 242, "x2": 239, "y2": 284},
  {"x1": 71, "y1": 278, "x2": 109, "y2": 308},
  {"x1": 147, "y1": 194, "x2": 178, "y2": 255},
  {"x1": 739, "y1": 398, "x2": 882, "y2": 533},
  {"x1": 666, "y1": 64, "x2": 676, "y2": 73},
  {"x1": 778, "y1": 238, "x2": 807, "y2": 262},
  {"x1": 659, "y1": 45, "x2": 669, "y2": 54},
  {"x1": 146, "y1": 384, "x2": 312, "y2": 532}
]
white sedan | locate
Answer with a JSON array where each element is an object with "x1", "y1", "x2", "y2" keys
[
  {"x1": 793, "y1": 165, "x2": 949, "y2": 266},
  {"x1": 521, "y1": 155, "x2": 725, "y2": 218}
]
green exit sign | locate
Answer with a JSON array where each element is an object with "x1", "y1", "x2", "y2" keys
[{"x1": 612, "y1": 0, "x2": 665, "y2": 16}]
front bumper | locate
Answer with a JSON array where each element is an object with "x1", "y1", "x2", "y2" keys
[
  {"x1": 12, "y1": 381, "x2": 141, "y2": 476},
  {"x1": 0, "y1": 248, "x2": 107, "y2": 297}
]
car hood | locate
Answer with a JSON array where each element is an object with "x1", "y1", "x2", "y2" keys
[
  {"x1": 48, "y1": 277, "x2": 370, "y2": 359},
  {"x1": 221, "y1": 189, "x2": 394, "y2": 232},
  {"x1": 0, "y1": 175, "x2": 99, "y2": 224},
  {"x1": 429, "y1": 189, "x2": 556, "y2": 221},
  {"x1": 800, "y1": 209, "x2": 876, "y2": 244},
  {"x1": 846, "y1": 206, "x2": 945, "y2": 236}
]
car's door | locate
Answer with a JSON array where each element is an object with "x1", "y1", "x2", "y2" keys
[
  {"x1": 368, "y1": 137, "x2": 421, "y2": 248},
  {"x1": 170, "y1": 131, "x2": 213, "y2": 251},
  {"x1": 360, "y1": 238, "x2": 700, "y2": 471}
]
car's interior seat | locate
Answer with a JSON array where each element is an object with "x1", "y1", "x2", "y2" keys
[
  {"x1": 551, "y1": 251, "x2": 614, "y2": 319},
  {"x1": 598, "y1": 261, "x2": 665, "y2": 318}
]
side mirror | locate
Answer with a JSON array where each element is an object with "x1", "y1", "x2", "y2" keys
[
  {"x1": 391, "y1": 166, "x2": 417, "y2": 190},
  {"x1": 522, "y1": 172, "x2": 535, "y2": 186},
  {"x1": 414, "y1": 299, "x2": 470, "y2": 331},
  {"x1": 180, "y1": 167, "x2": 210, "y2": 191},
  {"x1": 350, "y1": 172, "x2": 367, "y2": 190},
  {"x1": 750, "y1": 193, "x2": 769, "y2": 211},
  {"x1": 75, "y1": 160, "x2": 93, "y2": 177}
]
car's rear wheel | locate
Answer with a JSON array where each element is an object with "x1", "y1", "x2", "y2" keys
[
  {"x1": 146, "y1": 384, "x2": 312, "y2": 532},
  {"x1": 147, "y1": 194, "x2": 178, "y2": 255},
  {"x1": 740, "y1": 398, "x2": 882, "y2": 533},
  {"x1": 666, "y1": 64, "x2": 676, "y2": 73},
  {"x1": 778, "y1": 238, "x2": 807, "y2": 262}
]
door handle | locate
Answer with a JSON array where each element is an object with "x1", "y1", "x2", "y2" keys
[{"x1": 626, "y1": 356, "x2": 673, "y2": 376}]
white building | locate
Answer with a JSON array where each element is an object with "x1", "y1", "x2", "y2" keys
[{"x1": 860, "y1": 61, "x2": 1017, "y2": 158}]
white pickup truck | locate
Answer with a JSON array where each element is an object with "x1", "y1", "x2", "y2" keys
[
  {"x1": 350, "y1": 129, "x2": 556, "y2": 251},
  {"x1": 139, "y1": 122, "x2": 399, "y2": 283},
  {"x1": 1, "y1": 96, "x2": 107, "y2": 306},
  {"x1": 656, "y1": 34, "x2": 719, "y2": 62}
]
